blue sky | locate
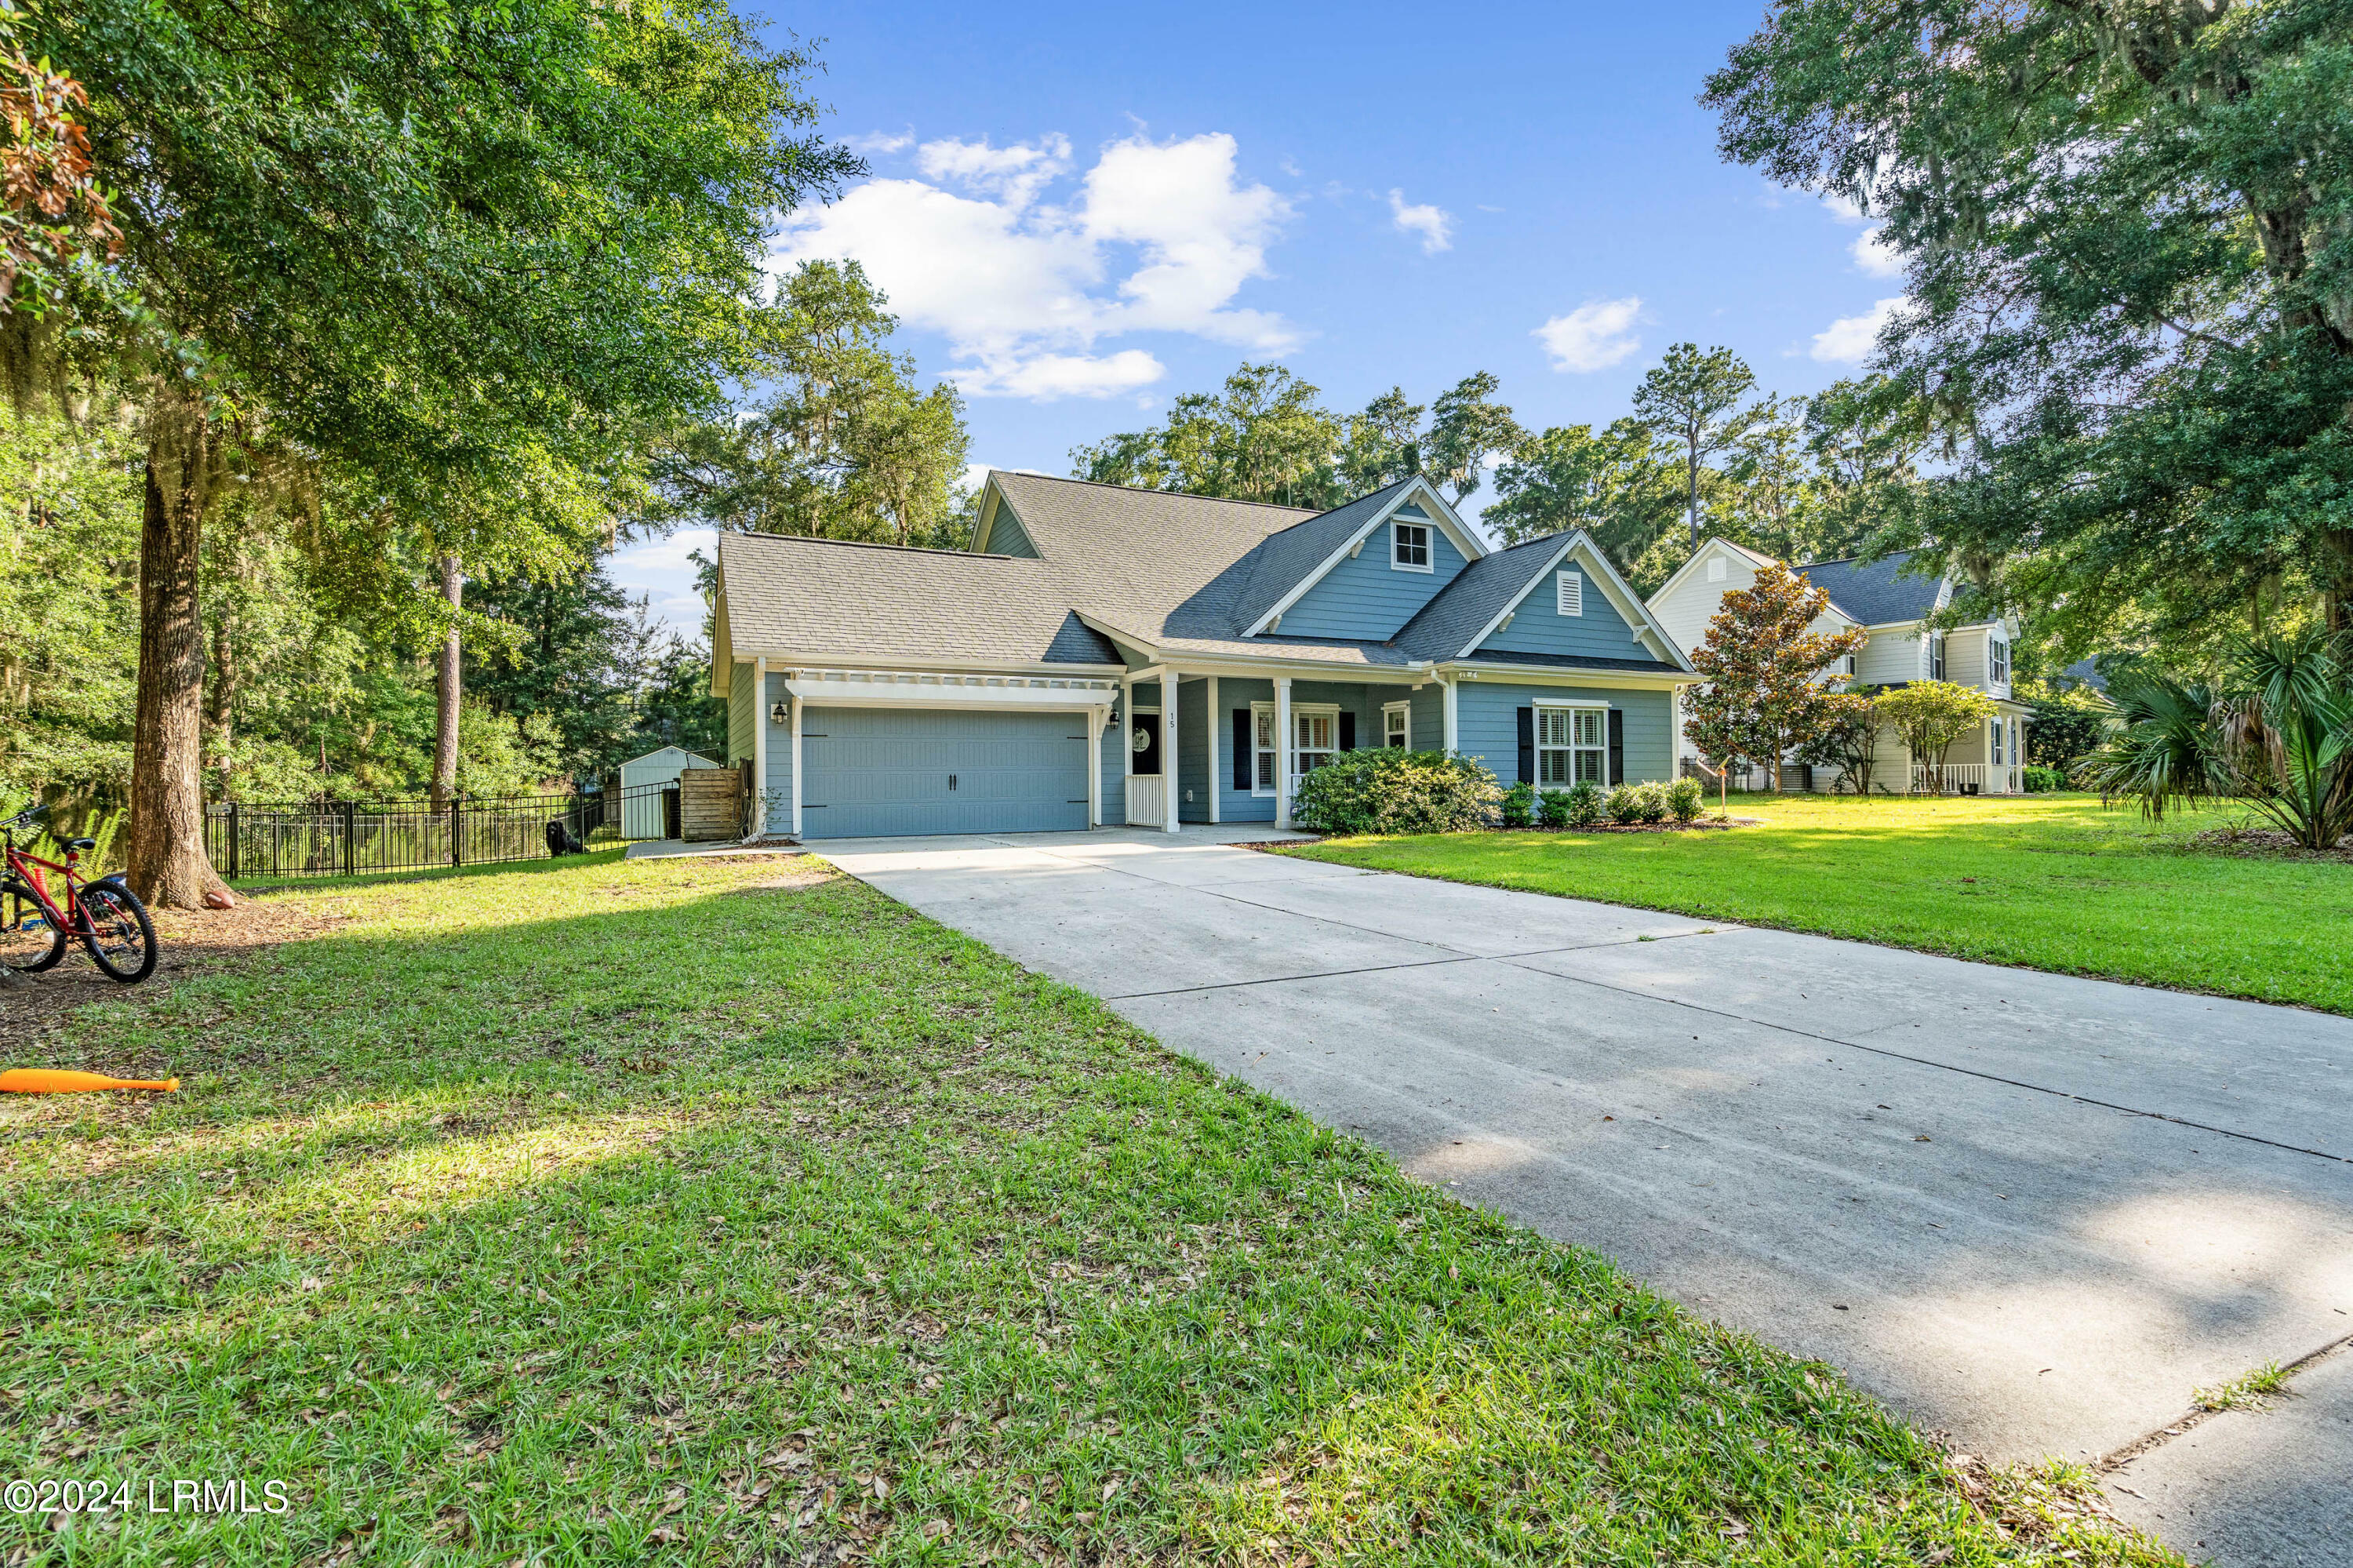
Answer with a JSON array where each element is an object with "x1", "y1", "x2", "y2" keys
[{"x1": 615, "y1": 0, "x2": 1904, "y2": 631}]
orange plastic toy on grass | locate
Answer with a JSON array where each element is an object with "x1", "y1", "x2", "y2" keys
[{"x1": 0, "y1": 1068, "x2": 178, "y2": 1093}]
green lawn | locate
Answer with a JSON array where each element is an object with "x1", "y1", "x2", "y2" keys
[
  {"x1": 1282, "y1": 793, "x2": 2353, "y2": 1014},
  {"x1": 2, "y1": 851, "x2": 2173, "y2": 1565}
]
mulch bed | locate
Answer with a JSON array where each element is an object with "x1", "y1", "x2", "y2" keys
[{"x1": 2190, "y1": 824, "x2": 2353, "y2": 862}]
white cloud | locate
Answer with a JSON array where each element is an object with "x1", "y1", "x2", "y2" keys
[
  {"x1": 1387, "y1": 189, "x2": 1453, "y2": 253},
  {"x1": 1811, "y1": 297, "x2": 1907, "y2": 362},
  {"x1": 960, "y1": 350, "x2": 1165, "y2": 399},
  {"x1": 1820, "y1": 191, "x2": 1867, "y2": 224},
  {"x1": 845, "y1": 129, "x2": 914, "y2": 157},
  {"x1": 1533, "y1": 296, "x2": 1644, "y2": 373},
  {"x1": 1850, "y1": 226, "x2": 1904, "y2": 278},
  {"x1": 775, "y1": 131, "x2": 1293, "y2": 400}
]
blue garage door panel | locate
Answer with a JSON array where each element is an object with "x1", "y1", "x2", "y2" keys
[{"x1": 801, "y1": 707, "x2": 1090, "y2": 838}]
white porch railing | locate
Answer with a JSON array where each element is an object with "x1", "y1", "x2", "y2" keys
[
  {"x1": 1124, "y1": 778, "x2": 1166, "y2": 827},
  {"x1": 1909, "y1": 763, "x2": 2020, "y2": 795}
]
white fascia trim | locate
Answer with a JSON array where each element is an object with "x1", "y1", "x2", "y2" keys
[
  {"x1": 784, "y1": 668, "x2": 1122, "y2": 711},
  {"x1": 1437, "y1": 663, "x2": 1691, "y2": 692},
  {"x1": 746, "y1": 648, "x2": 1126, "y2": 677},
  {"x1": 1646, "y1": 536, "x2": 1744, "y2": 613},
  {"x1": 1239, "y1": 476, "x2": 1483, "y2": 638},
  {"x1": 964, "y1": 471, "x2": 1005, "y2": 553},
  {"x1": 1453, "y1": 532, "x2": 1697, "y2": 673}
]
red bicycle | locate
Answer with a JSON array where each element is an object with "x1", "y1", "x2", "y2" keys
[{"x1": 0, "y1": 802, "x2": 157, "y2": 983}]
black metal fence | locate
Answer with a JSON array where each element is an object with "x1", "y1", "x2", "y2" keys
[{"x1": 205, "y1": 793, "x2": 601, "y2": 880}]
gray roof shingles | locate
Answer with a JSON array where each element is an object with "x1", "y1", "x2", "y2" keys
[
  {"x1": 1796, "y1": 551, "x2": 1947, "y2": 625},
  {"x1": 722, "y1": 473, "x2": 1678, "y2": 676},
  {"x1": 718, "y1": 530, "x2": 1120, "y2": 666}
]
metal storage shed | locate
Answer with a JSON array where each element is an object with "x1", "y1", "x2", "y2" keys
[{"x1": 616, "y1": 745, "x2": 720, "y2": 839}]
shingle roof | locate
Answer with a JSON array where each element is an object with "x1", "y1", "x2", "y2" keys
[
  {"x1": 1796, "y1": 551, "x2": 1947, "y2": 625},
  {"x1": 1391, "y1": 532, "x2": 1573, "y2": 660},
  {"x1": 718, "y1": 531, "x2": 1119, "y2": 666},
  {"x1": 1224, "y1": 478, "x2": 1419, "y2": 634}
]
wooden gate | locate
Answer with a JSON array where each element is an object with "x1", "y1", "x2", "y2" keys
[{"x1": 678, "y1": 767, "x2": 744, "y2": 842}]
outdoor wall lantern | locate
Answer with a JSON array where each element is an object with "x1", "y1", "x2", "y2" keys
[{"x1": 769, "y1": 701, "x2": 788, "y2": 725}]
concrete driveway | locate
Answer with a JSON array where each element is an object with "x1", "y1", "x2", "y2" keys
[{"x1": 811, "y1": 826, "x2": 2353, "y2": 1566}]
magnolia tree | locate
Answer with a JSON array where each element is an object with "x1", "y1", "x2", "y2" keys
[
  {"x1": 1873, "y1": 682, "x2": 1997, "y2": 793},
  {"x1": 1682, "y1": 559, "x2": 1867, "y2": 799}
]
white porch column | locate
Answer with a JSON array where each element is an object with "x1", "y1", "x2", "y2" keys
[
  {"x1": 1205, "y1": 675, "x2": 1220, "y2": 824},
  {"x1": 1441, "y1": 673, "x2": 1459, "y2": 754},
  {"x1": 1162, "y1": 670, "x2": 1180, "y2": 833},
  {"x1": 747, "y1": 656, "x2": 767, "y2": 842},
  {"x1": 1120, "y1": 675, "x2": 1133, "y2": 824},
  {"x1": 788, "y1": 686, "x2": 802, "y2": 839},
  {"x1": 1274, "y1": 675, "x2": 1293, "y2": 829},
  {"x1": 1086, "y1": 704, "x2": 1103, "y2": 827}
]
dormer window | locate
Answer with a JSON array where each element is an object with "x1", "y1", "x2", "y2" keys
[{"x1": 1391, "y1": 520, "x2": 1431, "y2": 572}]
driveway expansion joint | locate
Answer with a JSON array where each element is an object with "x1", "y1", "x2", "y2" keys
[{"x1": 2097, "y1": 1332, "x2": 2353, "y2": 1474}]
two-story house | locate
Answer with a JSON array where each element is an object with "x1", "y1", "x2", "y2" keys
[
  {"x1": 1648, "y1": 537, "x2": 2031, "y2": 794},
  {"x1": 711, "y1": 471, "x2": 1695, "y2": 839}
]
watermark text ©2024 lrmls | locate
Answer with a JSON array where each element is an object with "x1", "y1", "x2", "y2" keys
[{"x1": 5, "y1": 1477, "x2": 292, "y2": 1516}]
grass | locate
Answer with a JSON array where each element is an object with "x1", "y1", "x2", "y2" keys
[
  {"x1": 0, "y1": 850, "x2": 2179, "y2": 1565},
  {"x1": 2192, "y1": 1362, "x2": 2291, "y2": 1413},
  {"x1": 1279, "y1": 792, "x2": 2353, "y2": 1015}
]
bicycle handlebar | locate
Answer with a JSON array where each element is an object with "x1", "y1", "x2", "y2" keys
[{"x1": 2, "y1": 802, "x2": 47, "y2": 831}]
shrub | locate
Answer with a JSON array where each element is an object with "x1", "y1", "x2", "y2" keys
[
  {"x1": 1534, "y1": 787, "x2": 1572, "y2": 829},
  {"x1": 2021, "y1": 764, "x2": 2064, "y2": 793},
  {"x1": 1665, "y1": 776, "x2": 1705, "y2": 822},
  {"x1": 1500, "y1": 780, "x2": 1535, "y2": 829},
  {"x1": 1565, "y1": 779, "x2": 1607, "y2": 828},
  {"x1": 1606, "y1": 783, "x2": 1646, "y2": 825},
  {"x1": 1630, "y1": 780, "x2": 1669, "y2": 824},
  {"x1": 1289, "y1": 748, "x2": 1503, "y2": 836}
]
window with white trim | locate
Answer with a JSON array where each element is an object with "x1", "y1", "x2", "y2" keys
[
  {"x1": 1294, "y1": 708, "x2": 1338, "y2": 775},
  {"x1": 1535, "y1": 705, "x2": 1606, "y2": 787},
  {"x1": 1383, "y1": 702, "x2": 1410, "y2": 749},
  {"x1": 1391, "y1": 520, "x2": 1431, "y2": 572},
  {"x1": 1991, "y1": 717, "x2": 2003, "y2": 765},
  {"x1": 1838, "y1": 653, "x2": 1857, "y2": 678},
  {"x1": 1556, "y1": 569, "x2": 1584, "y2": 617},
  {"x1": 1252, "y1": 703, "x2": 1277, "y2": 794},
  {"x1": 1929, "y1": 631, "x2": 1946, "y2": 681},
  {"x1": 1988, "y1": 635, "x2": 2009, "y2": 685}
]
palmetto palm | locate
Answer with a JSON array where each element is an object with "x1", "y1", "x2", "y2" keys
[{"x1": 2092, "y1": 634, "x2": 2353, "y2": 850}]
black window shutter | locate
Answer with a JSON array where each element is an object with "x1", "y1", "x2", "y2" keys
[
  {"x1": 1515, "y1": 708, "x2": 1535, "y2": 784},
  {"x1": 1338, "y1": 711, "x2": 1356, "y2": 751},
  {"x1": 1608, "y1": 708, "x2": 1625, "y2": 784},
  {"x1": 1231, "y1": 708, "x2": 1252, "y2": 791}
]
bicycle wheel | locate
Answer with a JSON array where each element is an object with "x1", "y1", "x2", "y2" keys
[
  {"x1": 0, "y1": 883, "x2": 67, "y2": 972},
  {"x1": 78, "y1": 882, "x2": 158, "y2": 983}
]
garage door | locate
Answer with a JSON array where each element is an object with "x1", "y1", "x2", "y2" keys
[{"x1": 799, "y1": 707, "x2": 1091, "y2": 838}]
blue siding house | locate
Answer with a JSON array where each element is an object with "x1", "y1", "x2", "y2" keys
[{"x1": 711, "y1": 474, "x2": 1696, "y2": 839}]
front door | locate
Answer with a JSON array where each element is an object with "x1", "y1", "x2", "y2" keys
[{"x1": 1129, "y1": 711, "x2": 1162, "y2": 779}]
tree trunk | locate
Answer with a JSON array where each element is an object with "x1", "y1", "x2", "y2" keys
[
  {"x1": 127, "y1": 384, "x2": 230, "y2": 909},
  {"x1": 431, "y1": 553, "x2": 462, "y2": 809},
  {"x1": 1686, "y1": 442, "x2": 1701, "y2": 548}
]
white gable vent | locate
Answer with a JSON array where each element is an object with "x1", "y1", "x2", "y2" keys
[
  {"x1": 1707, "y1": 555, "x2": 1727, "y2": 583},
  {"x1": 1556, "y1": 569, "x2": 1584, "y2": 617}
]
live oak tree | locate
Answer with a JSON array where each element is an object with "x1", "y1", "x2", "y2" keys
[
  {"x1": 35, "y1": 0, "x2": 853, "y2": 904},
  {"x1": 1682, "y1": 559, "x2": 1867, "y2": 793},
  {"x1": 1707, "y1": 0, "x2": 2353, "y2": 651},
  {"x1": 650, "y1": 260, "x2": 973, "y2": 548}
]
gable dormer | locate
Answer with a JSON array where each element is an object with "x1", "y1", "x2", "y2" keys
[
  {"x1": 1462, "y1": 533, "x2": 1688, "y2": 668},
  {"x1": 1242, "y1": 478, "x2": 1482, "y2": 641},
  {"x1": 969, "y1": 484, "x2": 1042, "y2": 558}
]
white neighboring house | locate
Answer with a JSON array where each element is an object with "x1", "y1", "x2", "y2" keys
[
  {"x1": 1648, "y1": 537, "x2": 2033, "y2": 795},
  {"x1": 616, "y1": 744, "x2": 721, "y2": 838}
]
